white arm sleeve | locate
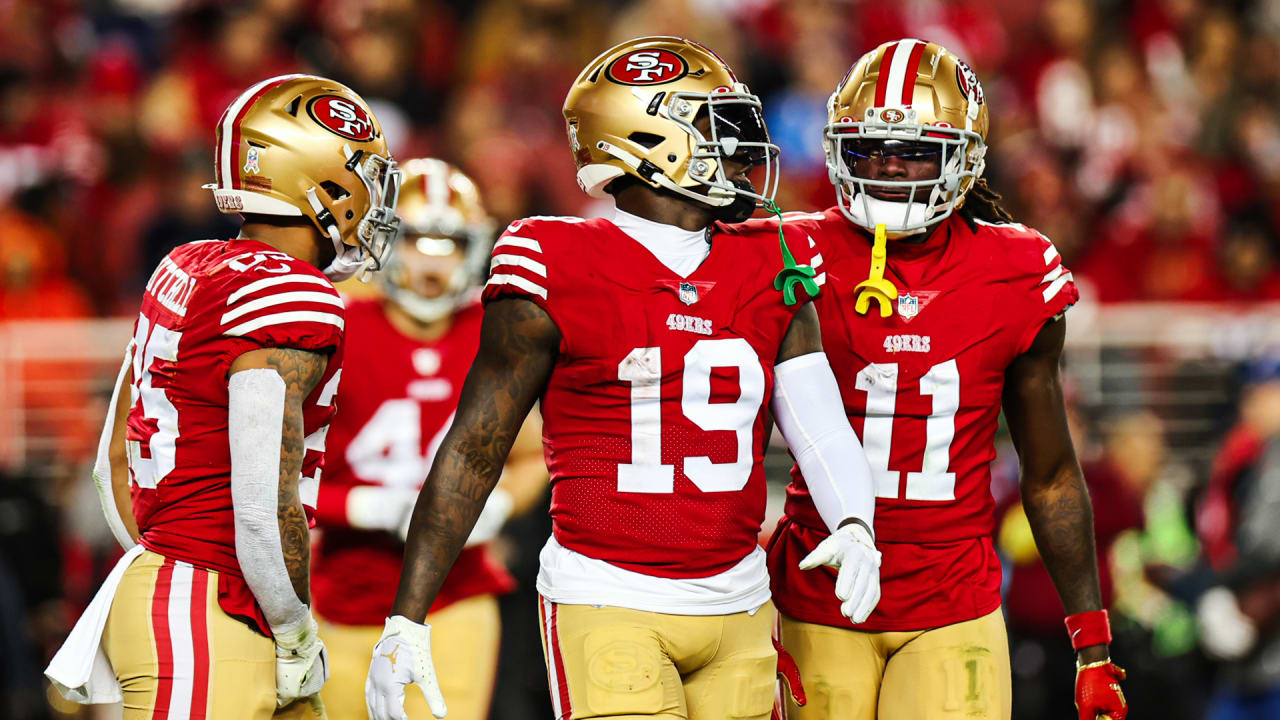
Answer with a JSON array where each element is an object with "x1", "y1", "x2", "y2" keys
[
  {"x1": 771, "y1": 352, "x2": 875, "y2": 534},
  {"x1": 92, "y1": 342, "x2": 137, "y2": 550},
  {"x1": 229, "y1": 369, "x2": 309, "y2": 635}
]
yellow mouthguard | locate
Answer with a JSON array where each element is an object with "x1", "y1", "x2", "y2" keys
[{"x1": 854, "y1": 224, "x2": 898, "y2": 317}]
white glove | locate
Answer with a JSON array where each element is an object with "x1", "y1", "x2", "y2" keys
[
  {"x1": 1198, "y1": 586, "x2": 1257, "y2": 660},
  {"x1": 347, "y1": 485, "x2": 419, "y2": 537},
  {"x1": 367, "y1": 615, "x2": 447, "y2": 720},
  {"x1": 798, "y1": 522, "x2": 882, "y2": 623},
  {"x1": 463, "y1": 488, "x2": 515, "y2": 547},
  {"x1": 273, "y1": 613, "x2": 329, "y2": 707}
]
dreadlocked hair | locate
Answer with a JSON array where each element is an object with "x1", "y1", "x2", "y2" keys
[{"x1": 958, "y1": 177, "x2": 1015, "y2": 227}]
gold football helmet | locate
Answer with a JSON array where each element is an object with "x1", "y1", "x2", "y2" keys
[
  {"x1": 564, "y1": 36, "x2": 779, "y2": 213},
  {"x1": 378, "y1": 158, "x2": 495, "y2": 323},
  {"x1": 825, "y1": 39, "x2": 989, "y2": 236},
  {"x1": 207, "y1": 74, "x2": 402, "y2": 280}
]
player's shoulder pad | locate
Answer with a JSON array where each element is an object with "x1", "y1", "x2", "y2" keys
[
  {"x1": 486, "y1": 215, "x2": 592, "y2": 305},
  {"x1": 971, "y1": 218, "x2": 1074, "y2": 302},
  {"x1": 212, "y1": 248, "x2": 344, "y2": 340}
]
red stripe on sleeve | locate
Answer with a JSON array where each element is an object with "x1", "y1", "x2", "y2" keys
[
  {"x1": 151, "y1": 560, "x2": 176, "y2": 718},
  {"x1": 874, "y1": 42, "x2": 899, "y2": 108},
  {"x1": 899, "y1": 41, "x2": 927, "y2": 107},
  {"x1": 189, "y1": 569, "x2": 211, "y2": 719}
]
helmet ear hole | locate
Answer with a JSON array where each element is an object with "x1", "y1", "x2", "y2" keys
[
  {"x1": 320, "y1": 181, "x2": 350, "y2": 201},
  {"x1": 627, "y1": 132, "x2": 665, "y2": 149}
]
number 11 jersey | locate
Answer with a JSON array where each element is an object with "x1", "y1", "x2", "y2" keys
[
  {"x1": 766, "y1": 209, "x2": 1079, "y2": 631},
  {"x1": 483, "y1": 215, "x2": 820, "y2": 587}
]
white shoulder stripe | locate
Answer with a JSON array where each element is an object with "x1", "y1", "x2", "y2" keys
[
  {"x1": 494, "y1": 236, "x2": 543, "y2": 253},
  {"x1": 1043, "y1": 244, "x2": 1060, "y2": 265},
  {"x1": 815, "y1": 272, "x2": 827, "y2": 287},
  {"x1": 1042, "y1": 272, "x2": 1074, "y2": 302},
  {"x1": 1041, "y1": 265, "x2": 1066, "y2": 285},
  {"x1": 224, "y1": 311, "x2": 344, "y2": 336},
  {"x1": 810, "y1": 253, "x2": 824, "y2": 269},
  {"x1": 227, "y1": 274, "x2": 333, "y2": 305},
  {"x1": 221, "y1": 291, "x2": 345, "y2": 324},
  {"x1": 486, "y1": 273, "x2": 548, "y2": 299},
  {"x1": 490, "y1": 254, "x2": 548, "y2": 277}
]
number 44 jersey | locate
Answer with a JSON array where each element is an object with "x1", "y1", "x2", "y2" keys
[
  {"x1": 483, "y1": 215, "x2": 820, "y2": 594},
  {"x1": 126, "y1": 238, "x2": 345, "y2": 636},
  {"x1": 766, "y1": 209, "x2": 1079, "y2": 631}
]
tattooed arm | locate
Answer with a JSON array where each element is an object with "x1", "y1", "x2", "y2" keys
[
  {"x1": 1003, "y1": 317, "x2": 1108, "y2": 663},
  {"x1": 392, "y1": 298, "x2": 560, "y2": 622},
  {"x1": 229, "y1": 348, "x2": 327, "y2": 612}
]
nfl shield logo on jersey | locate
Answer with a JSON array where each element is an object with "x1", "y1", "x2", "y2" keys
[
  {"x1": 679, "y1": 281, "x2": 699, "y2": 305},
  {"x1": 898, "y1": 294, "x2": 919, "y2": 320}
]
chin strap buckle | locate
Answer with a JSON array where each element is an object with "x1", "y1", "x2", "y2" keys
[{"x1": 854, "y1": 224, "x2": 898, "y2": 317}]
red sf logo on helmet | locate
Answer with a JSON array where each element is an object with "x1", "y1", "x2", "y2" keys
[
  {"x1": 954, "y1": 59, "x2": 985, "y2": 105},
  {"x1": 606, "y1": 49, "x2": 689, "y2": 86},
  {"x1": 307, "y1": 95, "x2": 375, "y2": 141}
]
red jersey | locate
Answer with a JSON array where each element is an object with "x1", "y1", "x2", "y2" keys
[
  {"x1": 312, "y1": 297, "x2": 515, "y2": 625},
  {"x1": 483, "y1": 215, "x2": 818, "y2": 579},
  {"x1": 126, "y1": 239, "x2": 346, "y2": 636},
  {"x1": 765, "y1": 209, "x2": 1079, "y2": 631}
]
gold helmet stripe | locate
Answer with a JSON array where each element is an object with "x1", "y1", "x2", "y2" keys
[
  {"x1": 216, "y1": 74, "x2": 312, "y2": 190},
  {"x1": 874, "y1": 39, "x2": 925, "y2": 108}
]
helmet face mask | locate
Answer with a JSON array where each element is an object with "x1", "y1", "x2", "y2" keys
[
  {"x1": 664, "y1": 89, "x2": 779, "y2": 208},
  {"x1": 565, "y1": 37, "x2": 780, "y2": 216},
  {"x1": 823, "y1": 39, "x2": 989, "y2": 237},
  {"x1": 378, "y1": 158, "x2": 494, "y2": 324}
]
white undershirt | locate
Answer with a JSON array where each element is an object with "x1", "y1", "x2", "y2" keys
[{"x1": 611, "y1": 208, "x2": 710, "y2": 277}]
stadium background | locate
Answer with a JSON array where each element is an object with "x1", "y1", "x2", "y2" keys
[{"x1": 2, "y1": 0, "x2": 1280, "y2": 718}]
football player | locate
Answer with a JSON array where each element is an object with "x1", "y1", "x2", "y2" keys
[
  {"x1": 45, "y1": 75, "x2": 401, "y2": 719},
  {"x1": 310, "y1": 158, "x2": 547, "y2": 720},
  {"x1": 762, "y1": 40, "x2": 1128, "y2": 720},
  {"x1": 365, "y1": 36, "x2": 882, "y2": 720}
]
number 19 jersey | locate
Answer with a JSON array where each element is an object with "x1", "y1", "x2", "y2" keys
[
  {"x1": 482, "y1": 216, "x2": 819, "y2": 584},
  {"x1": 766, "y1": 209, "x2": 1079, "y2": 631},
  {"x1": 126, "y1": 239, "x2": 345, "y2": 635}
]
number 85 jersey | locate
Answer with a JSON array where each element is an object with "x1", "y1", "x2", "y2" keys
[
  {"x1": 483, "y1": 216, "x2": 818, "y2": 584},
  {"x1": 766, "y1": 209, "x2": 1079, "y2": 631},
  {"x1": 125, "y1": 238, "x2": 345, "y2": 635}
]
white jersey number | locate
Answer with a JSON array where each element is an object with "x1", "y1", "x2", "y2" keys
[
  {"x1": 128, "y1": 313, "x2": 182, "y2": 488},
  {"x1": 346, "y1": 398, "x2": 452, "y2": 489},
  {"x1": 617, "y1": 338, "x2": 765, "y2": 493},
  {"x1": 854, "y1": 360, "x2": 960, "y2": 501}
]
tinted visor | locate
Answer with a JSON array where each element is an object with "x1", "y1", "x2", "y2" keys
[
  {"x1": 842, "y1": 139, "x2": 943, "y2": 166},
  {"x1": 704, "y1": 101, "x2": 774, "y2": 166}
]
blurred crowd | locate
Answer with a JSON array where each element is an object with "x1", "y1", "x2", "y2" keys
[{"x1": 4, "y1": 0, "x2": 1280, "y2": 718}]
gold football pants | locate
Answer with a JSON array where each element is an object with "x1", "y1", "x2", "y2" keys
[
  {"x1": 777, "y1": 607, "x2": 1011, "y2": 720},
  {"x1": 317, "y1": 593, "x2": 501, "y2": 720},
  {"x1": 537, "y1": 596, "x2": 777, "y2": 720},
  {"x1": 102, "y1": 550, "x2": 323, "y2": 720}
]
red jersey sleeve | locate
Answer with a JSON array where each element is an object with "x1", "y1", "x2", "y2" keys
[
  {"x1": 482, "y1": 217, "x2": 558, "y2": 314},
  {"x1": 990, "y1": 221, "x2": 1079, "y2": 355},
  {"x1": 217, "y1": 258, "x2": 345, "y2": 355}
]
